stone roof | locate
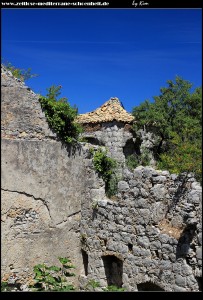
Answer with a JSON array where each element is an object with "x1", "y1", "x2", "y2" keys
[{"x1": 76, "y1": 97, "x2": 135, "y2": 124}]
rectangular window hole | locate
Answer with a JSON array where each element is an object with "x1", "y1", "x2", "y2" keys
[{"x1": 128, "y1": 243, "x2": 133, "y2": 252}]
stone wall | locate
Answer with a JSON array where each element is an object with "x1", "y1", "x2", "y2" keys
[
  {"x1": 79, "y1": 163, "x2": 202, "y2": 291},
  {"x1": 81, "y1": 122, "x2": 159, "y2": 171},
  {"x1": 81, "y1": 121, "x2": 134, "y2": 173},
  {"x1": 1, "y1": 65, "x2": 202, "y2": 292},
  {"x1": 1, "y1": 65, "x2": 55, "y2": 140},
  {"x1": 1, "y1": 66, "x2": 86, "y2": 286}
]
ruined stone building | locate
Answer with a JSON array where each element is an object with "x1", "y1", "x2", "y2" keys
[
  {"x1": 77, "y1": 97, "x2": 157, "y2": 168},
  {"x1": 76, "y1": 97, "x2": 135, "y2": 166},
  {"x1": 1, "y1": 65, "x2": 202, "y2": 292}
]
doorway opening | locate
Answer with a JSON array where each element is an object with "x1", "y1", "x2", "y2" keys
[{"x1": 102, "y1": 255, "x2": 123, "y2": 287}]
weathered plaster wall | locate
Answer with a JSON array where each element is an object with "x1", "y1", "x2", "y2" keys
[
  {"x1": 79, "y1": 163, "x2": 202, "y2": 292},
  {"x1": 1, "y1": 66, "x2": 85, "y2": 286}
]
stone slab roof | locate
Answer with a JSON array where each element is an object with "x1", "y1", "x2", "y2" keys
[{"x1": 76, "y1": 97, "x2": 135, "y2": 124}]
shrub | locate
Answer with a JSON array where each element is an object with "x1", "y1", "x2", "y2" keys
[
  {"x1": 2, "y1": 60, "x2": 38, "y2": 81},
  {"x1": 140, "y1": 149, "x2": 151, "y2": 166},
  {"x1": 126, "y1": 154, "x2": 139, "y2": 170},
  {"x1": 85, "y1": 279, "x2": 101, "y2": 290},
  {"x1": 85, "y1": 280, "x2": 126, "y2": 292},
  {"x1": 102, "y1": 285, "x2": 126, "y2": 292},
  {"x1": 30, "y1": 257, "x2": 75, "y2": 291},
  {"x1": 39, "y1": 85, "x2": 82, "y2": 144},
  {"x1": 1, "y1": 281, "x2": 13, "y2": 292},
  {"x1": 126, "y1": 150, "x2": 151, "y2": 171},
  {"x1": 92, "y1": 148, "x2": 118, "y2": 197}
]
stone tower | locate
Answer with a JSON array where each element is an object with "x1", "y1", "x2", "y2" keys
[{"x1": 76, "y1": 97, "x2": 135, "y2": 168}]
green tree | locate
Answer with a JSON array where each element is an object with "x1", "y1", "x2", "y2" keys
[
  {"x1": 132, "y1": 76, "x2": 202, "y2": 182},
  {"x1": 39, "y1": 85, "x2": 82, "y2": 144}
]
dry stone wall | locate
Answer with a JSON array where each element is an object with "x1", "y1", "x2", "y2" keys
[
  {"x1": 80, "y1": 123, "x2": 158, "y2": 171},
  {"x1": 79, "y1": 162, "x2": 202, "y2": 291}
]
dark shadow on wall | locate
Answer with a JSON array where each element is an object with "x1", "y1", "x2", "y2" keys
[
  {"x1": 167, "y1": 174, "x2": 190, "y2": 214},
  {"x1": 61, "y1": 141, "x2": 83, "y2": 158},
  {"x1": 123, "y1": 138, "x2": 141, "y2": 158},
  {"x1": 137, "y1": 281, "x2": 165, "y2": 291},
  {"x1": 176, "y1": 224, "x2": 197, "y2": 260},
  {"x1": 196, "y1": 277, "x2": 202, "y2": 291},
  {"x1": 81, "y1": 249, "x2": 88, "y2": 276},
  {"x1": 84, "y1": 137, "x2": 105, "y2": 146},
  {"x1": 102, "y1": 255, "x2": 123, "y2": 287},
  {"x1": 92, "y1": 207, "x2": 98, "y2": 221}
]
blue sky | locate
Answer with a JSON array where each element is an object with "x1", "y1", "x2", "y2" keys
[{"x1": 1, "y1": 8, "x2": 202, "y2": 114}]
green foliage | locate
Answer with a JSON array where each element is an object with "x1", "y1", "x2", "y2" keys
[
  {"x1": 105, "y1": 173, "x2": 119, "y2": 198},
  {"x1": 1, "y1": 281, "x2": 13, "y2": 292},
  {"x1": 30, "y1": 257, "x2": 75, "y2": 291},
  {"x1": 126, "y1": 154, "x2": 139, "y2": 170},
  {"x1": 85, "y1": 280, "x2": 126, "y2": 292},
  {"x1": 92, "y1": 200, "x2": 99, "y2": 210},
  {"x1": 80, "y1": 233, "x2": 87, "y2": 243},
  {"x1": 93, "y1": 148, "x2": 117, "y2": 181},
  {"x1": 157, "y1": 134, "x2": 202, "y2": 183},
  {"x1": 92, "y1": 148, "x2": 118, "y2": 197},
  {"x1": 85, "y1": 279, "x2": 101, "y2": 290},
  {"x1": 78, "y1": 137, "x2": 88, "y2": 143},
  {"x1": 140, "y1": 149, "x2": 151, "y2": 166},
  {"x1": 2, "y1": 60, "x2": 38, "y2": 81},
  {"x1": 132, "y1": 76, "x2": 202, "y2": 183},
  {"x1": 39, "y1": 85, "x2": 82, "y2": 144},
  {"x1": 89, "y1": 147, "x2": 95, "y2": 156},
  {"x1": 102, "y1": 285, "x2": 126, "y2": 292},
  {"x1": 126, "y1": 150, "x2": 151, "y2": 171}
]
